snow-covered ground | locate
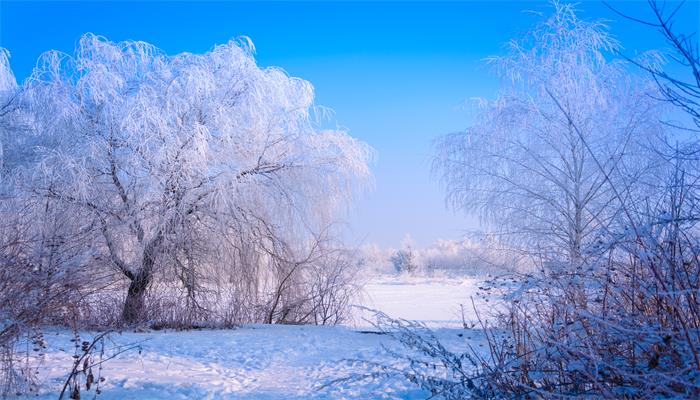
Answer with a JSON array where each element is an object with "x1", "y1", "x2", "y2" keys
[
  {"x1": 351, "y1": 276, "x2": 490, "y2": 328},
  {"x1": 25, "y1": 277, "x2": 491, "y2": 399}
]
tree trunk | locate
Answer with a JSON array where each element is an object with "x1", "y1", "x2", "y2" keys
[
  {"x1": 121, "y1": 234, "x2": 161, "y2": 324},
  {"x1": 121, "y1": 271, "x2": 152, "y2": 324}
]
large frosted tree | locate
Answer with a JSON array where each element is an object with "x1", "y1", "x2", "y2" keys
[
  {"x1": 5, "y1": 34, "x2": 372, "y2": 323},
  {"x1": 434, "y1": 3, "x2": 663, "y2": 266}
]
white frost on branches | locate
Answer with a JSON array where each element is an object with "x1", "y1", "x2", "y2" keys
[
  {"x1": 434, "y1": 2, "x2": 664, "y2": 264},
  {"x1": 1, "y1": 33, "x2": 373, "y2": 323}
]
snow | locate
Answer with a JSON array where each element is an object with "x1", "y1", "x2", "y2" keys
[
  {"x1": 351, "y1": 276, "x2": 490, "y2": 328},
  {"x1": 24, "y1": 277, "x2": 490, "y2": 399}
]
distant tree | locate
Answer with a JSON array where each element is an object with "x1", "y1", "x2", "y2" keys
[
  {"x1": 6, "y1": 34, "x2": 372, "y2": 324},
  {"x1": 391, "y1": 236, "x2": 418, "y2": 274},
  {"x1": 390, "y1": 248, "x2": 417, "y2": 274},
  {"x1": 389, "y1": 234, "x2": 419, "y2": 274},
  {"x1": 433, "y1": 2, "x2": 663, "y2": 266}
]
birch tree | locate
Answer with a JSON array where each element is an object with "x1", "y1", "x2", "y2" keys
[{"x1": 434, "y1": 2, "x2": 663, "y2": 267}]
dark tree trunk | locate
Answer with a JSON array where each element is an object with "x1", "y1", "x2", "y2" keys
[
  {"x1": 121, "y1": 234, "x2": 161, "y2": 324},
  {"x1": 121, "y1": 271, "x2": 152, "y2": 324}
]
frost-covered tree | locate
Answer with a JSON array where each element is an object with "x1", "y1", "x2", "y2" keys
[
  {"x1": 8, "y1": 34, "x2": 372, "y2": 323},
  {"x1": 434, "y1": 2, "x2": 663, "y2": 266},
  {"x1": 0, "y1": 49, "x2": 20, "y2": 173},
  {"x1": 390, "y1": 248, "x2": 417, "y2": 274},
  {"x1": 390, "y1": 235, "x2": 418, "y2": 274}
]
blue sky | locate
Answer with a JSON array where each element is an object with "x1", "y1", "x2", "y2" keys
[{"x1": 1, "y1": 1, "x2": 698, "y2": 247}]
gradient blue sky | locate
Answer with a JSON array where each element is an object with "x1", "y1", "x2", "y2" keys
[{"x1": 1, "y1": 1, "x2": 699, "y2": 247}]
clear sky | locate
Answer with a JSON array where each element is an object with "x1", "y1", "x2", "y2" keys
[{"x1": 1, "y1": 0, "x2": 698, "y2": 247}]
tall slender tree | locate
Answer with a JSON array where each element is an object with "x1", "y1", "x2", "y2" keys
[{"x1": 434, "y1": 2, "x2": 664, "y2": 267}]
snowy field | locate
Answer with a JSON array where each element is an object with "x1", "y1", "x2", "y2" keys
[
  {"x1": 351, "y1": 276, "x2": 491, "y2": 328},
  {"x1": 25, "y1": 277, "x2": 491, "y2": 399}
]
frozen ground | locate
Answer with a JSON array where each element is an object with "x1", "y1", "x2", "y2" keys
[
  {"x1": 351, "y1": 276, "x2": 492, "y2": 328},
  {"x1": 25, "y1": 276, "x2": 491, "y2": 399}
]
